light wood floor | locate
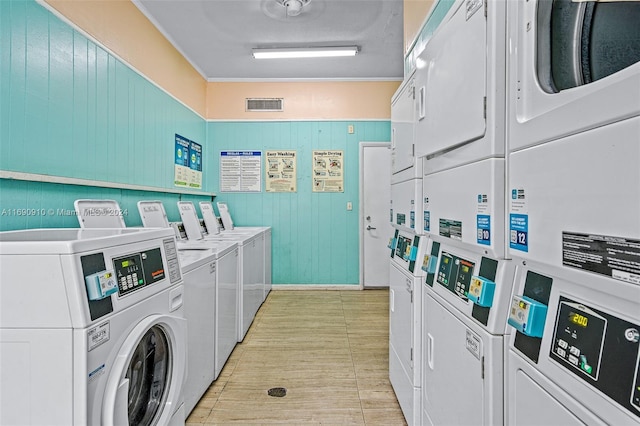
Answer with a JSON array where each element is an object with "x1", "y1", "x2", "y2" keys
[{"x1": 186, "y1": 289, "x2": 407, "y2": 425}]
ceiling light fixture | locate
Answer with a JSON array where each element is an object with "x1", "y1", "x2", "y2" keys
[
  {"x1": 277, "y1": 0, "x2": 310, "y2": 17},
  {"x1": 252, "y1": 46, "x2": 359, "y2": 59}
]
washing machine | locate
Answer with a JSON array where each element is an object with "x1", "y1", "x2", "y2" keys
[
  {"x1": 420, "y1": 235, "x2": 514, "y2": 426},
  {"x1": 0, "y1": 228, "x2": 186, "y2": 425},
  {"x1": 506, "y1": 259, "x2": 640, "y2": 425},
  {"x1": 201, "y1": 201, "x2": 268, "y2": 305},
  {"x1": 178, "y1": 201, "x2": 262, "y2": 342},
  {"x1": 77, "y1": 199, "x2": 238, "y2": 415},
  {"x1": 138, "y1": 201, "x2": 239, "y2": 386},
  {"x1": 214, "y1": 201, "x2": 272, "y2": 301},
  {"x1": 388, "y1": 230, "x2": 430, "y2": 425}
]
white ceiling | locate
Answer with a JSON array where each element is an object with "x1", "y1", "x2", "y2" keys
[{"x1": 132, "y1": 0, "x2": 404, "y2": 81}]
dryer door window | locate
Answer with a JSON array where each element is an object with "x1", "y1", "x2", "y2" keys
[
  {"x1": 537, "y1": 0, "x2": 640, "y2": 93},
  {"x1": 127, "y1": 325, "x2": 171, "y2": 426}
]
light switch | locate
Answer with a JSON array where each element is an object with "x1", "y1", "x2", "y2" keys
[{"x1": 347, "y1": 202, "x2": 353, "y2": 211}]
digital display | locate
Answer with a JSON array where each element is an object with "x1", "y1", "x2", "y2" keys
[
  {"x1": 122, "y1": 260, "x2": 130, "y2": 268},
  {"x1": 569, "y1": 311, "x2": 589, "y2": 328}
]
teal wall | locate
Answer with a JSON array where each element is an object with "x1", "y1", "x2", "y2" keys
[
  {"x1": 0, "y1": 0, "x2": 211, "y2": 230},
  {"x1": 209, "y1": 121, "x2": 390, "y2": 285},
  {"x1": 0, "y1": 0, "x2": 392, "y2": 285}
]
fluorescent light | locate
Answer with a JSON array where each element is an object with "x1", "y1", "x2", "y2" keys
[{"x1": 252, "y1": 46, "x2": 359, "y2": 59}]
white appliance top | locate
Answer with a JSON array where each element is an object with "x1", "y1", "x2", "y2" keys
[{"x1": 0, "y1": 228, "x2": 175, "y2": 255}]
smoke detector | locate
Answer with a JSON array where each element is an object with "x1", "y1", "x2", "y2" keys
[{"x1": 278, "y1": 0, "x2": 310, "y2": 17}]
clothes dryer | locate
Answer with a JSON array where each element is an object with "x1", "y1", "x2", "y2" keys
[
  {"x1": 0, "y1": 228, "x2": 186, "y2": 426},
  {"x1": 391, "y1": 73, "x2": 423, "y2": 235},
  {"x1": 415, "y1": 0, "x2": 507, "y2": 175},
  {"x1": 138, "y1": 201, "x2": 239, "y2": 383},
  {"x1": 507, "y1": 0, "x2": 640, "y2": 153},
  {"x1": 178, "y1": 202, "x2": 262, "y2": 342},
  {"x1": 388, "y1": 230, "x2": 430, "y2": 425},
  {"x1": 506, "y1": 260, "x2": 640, "y2": 425}
]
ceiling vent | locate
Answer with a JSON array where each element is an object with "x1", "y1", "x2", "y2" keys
[{"x1": 246, "y1": 98, "x2": 284, "y2": 112}]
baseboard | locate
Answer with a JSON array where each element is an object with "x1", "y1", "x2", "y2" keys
[{"x1": 271, "y1": 284, "x2": 362, "y2": 291}]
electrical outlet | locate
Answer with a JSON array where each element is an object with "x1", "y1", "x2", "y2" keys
[{"x1": 348, "y1": 125, "x2": 354, "y2": 134}]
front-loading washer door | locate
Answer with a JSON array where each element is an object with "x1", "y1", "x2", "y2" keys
[{"x1": 103, "y1": 314, "x2": 186, "y2": 426}]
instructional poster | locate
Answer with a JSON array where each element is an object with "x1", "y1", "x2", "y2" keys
[
  {"x1": 265, "y1": 150, "x2": 297, "y2": 192},
  {"x1": 312, "y1": 150, "x2": 344, "y2": 192},
  {"x1": 174, "y1": 134, "x2": 203, "y2": 189},
  {"x1": 220, "y1": 151, "x2": 262, "y2": 192}
]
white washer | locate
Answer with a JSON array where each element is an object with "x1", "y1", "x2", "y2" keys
[
  {"x1": 213, "y1": 201, "x2": 272, "y2": 301},
  {"x1": 138, "y1": 201, "x2": 239, "y2": 387},
  {"x1": 177, "y1": 244, "x2": 237, "y2": 415},
  {"x1": 506, "y1": 260, "x2": 640, "y2": 425},
  {"x1": 178, "y1": 202, "x2": 262, "y2": 342},
  {"x1": 0, "y1": 228, "x2": 186, "y2": 426},
  {"x1": 388, "y1": 230, "x2": 430, "y2": 425},
  {"x1": 421, "y1": 237, "x2": 514, "y2": 426}
]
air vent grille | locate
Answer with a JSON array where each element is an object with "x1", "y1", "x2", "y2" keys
[{"x1": 246, "y1": 98, "x2": 284, "y2": 112}]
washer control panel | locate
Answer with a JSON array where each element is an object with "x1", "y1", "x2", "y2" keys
[
  {"x1": 113, "y1": 248, "x2": 165, "y2": 296},
  {"x1": 436, "y1": 252, "x2": 475, "y2": 301},
  {"x1": 550, "y1": 296, "x2": 640, "y2": 419}
]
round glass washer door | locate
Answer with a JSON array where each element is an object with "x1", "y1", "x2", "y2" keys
[{"x1": 127, "y1": 325, "x2": 171, "y2": 426}]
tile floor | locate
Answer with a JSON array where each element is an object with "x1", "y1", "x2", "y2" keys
[{"x1": 186, "y1": 289, "x2": 407, "y2": 425}]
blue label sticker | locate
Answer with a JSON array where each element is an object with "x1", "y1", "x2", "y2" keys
[
  {"x1": 424, "y1": 211, "x2": 430, "y2": 232},
  {"x1": 477, "y1": 214, "x2": 491, "y2": 246},
  {"x1": 510, "y1": 214, "x2": 529, "y2": 252},
  {"x1": 410, "y1": 211, "x2": 415, "y2": 229}
]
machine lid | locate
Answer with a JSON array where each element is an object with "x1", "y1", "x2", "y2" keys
[
  {"x1": 0, "y1": 228, "x2": 176, "y2": 255},
  {"x1": 138, "y1": 201, "x2": 170, "y2": 228},
  {"x1": 74, "y1": 199, "x2": 126, "y2": 229},
  {"x1": 177, "y1": 202, "x2": 205, "y2": 242}
]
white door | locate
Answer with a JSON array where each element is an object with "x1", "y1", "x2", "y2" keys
[{"x1": 360, "y1": 142, "x2": 392, "y2": 288}]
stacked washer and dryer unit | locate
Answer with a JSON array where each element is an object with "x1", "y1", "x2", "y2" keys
[
  {"x1": 0, "y1": 228, "x2": 187, "y2": 426},
  {"x1": 388, "y1": 67, "x2": 432, "y2": 425},
  {"x1": 415, "y1": 0, "x2": 516, "y2": 424},
  {"x1": 505, "y1": 1, "x2": 640, "y2": 424}
]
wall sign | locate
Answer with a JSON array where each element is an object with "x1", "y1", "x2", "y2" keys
[
  {"x1": 312, "y1": 150, "x2": 344, "y2": 192},
  {"x1": 174, "y1": 134, "x2": 202, "y2": 189},
  {"x1": 220, "y1": 151, "x2": 262, "y2": 192},
  {"x1": 266, "y1": 150, "x2": 297, "y2": 192}
]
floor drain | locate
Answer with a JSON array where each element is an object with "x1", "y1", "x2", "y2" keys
[{"x1": 267, "y1": 387, "x2": 287, "y2": 397}]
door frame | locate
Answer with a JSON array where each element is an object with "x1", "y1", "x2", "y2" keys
[{"x1": 359, "y1": 141, "x2": 391, "y2": 289}]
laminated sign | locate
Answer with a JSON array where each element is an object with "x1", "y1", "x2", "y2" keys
[
  {"x1": 312, "y1": 150, "x2": 344, "y2": 192},
  {"x1": 266, "y1": 151, "x2": 297, "y2": 192}
]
